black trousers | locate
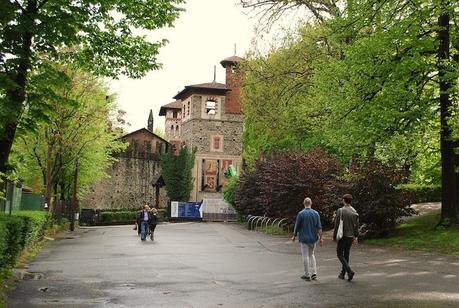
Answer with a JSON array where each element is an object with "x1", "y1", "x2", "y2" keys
[{"x1": 337, "y1": 237, "x2": 354, "y2": 274}]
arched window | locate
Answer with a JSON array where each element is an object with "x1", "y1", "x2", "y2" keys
[
  {"x1": 205, "y1": 99, "x2": 216, "y2": 115},
  {"x1": 170, "y1": 125, "x2": 174, "y2": 132}
]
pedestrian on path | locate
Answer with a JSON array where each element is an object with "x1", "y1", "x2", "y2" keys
[
  {"x1": 138, "y1": 204, "x2": 152, "y2": 241},
  {"x1": 149, "y1": 207, "x2": 158, "y2": 241},
  {"x1": 333, "y1": 194, "x2": 359, "y2": 282},
  {"x1": 291, "y1": 197, "x2": 323, "y2": 281},
  {"x1": 134, "y1": 206, "x2": 143, "y2": 236}
]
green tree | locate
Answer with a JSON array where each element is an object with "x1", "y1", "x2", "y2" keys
[
  {"x1": 160, "y1": 147, "x2": 195, "y2": 201},
  {"x1": 0, "y1": 0, "x2": 184, "y2": 177},
  {"x1": 242, "y1": 0, "x2": 459, "y2": 225},
  {"x1": 10, "y1": 66, "x2": 126, "y2": 213},
  {"x1": 241, "y1": 25, "x2": 335, "y2": 168},
  {"x1": 310, "y1": 0, "x2": 459, "y2": 225}
]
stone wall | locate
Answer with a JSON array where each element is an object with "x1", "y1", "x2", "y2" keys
[
  {"x1": 80, "y1": 156, "x2": 167, "y2": 210},
  {"x1": 181, "y1": 94, "x2": 243, "y2": 155}
]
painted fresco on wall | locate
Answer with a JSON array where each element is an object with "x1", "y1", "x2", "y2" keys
[{"x1": 204, "y1": 160, "x2": 218, "y2": 191}]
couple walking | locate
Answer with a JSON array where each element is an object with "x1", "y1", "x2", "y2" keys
[
  {"x1": 136, "y1": 204, "x2": 158, "y2": 241},
  {"x1": 291, "y1": 194, "x2": 359, "y2": 282}
]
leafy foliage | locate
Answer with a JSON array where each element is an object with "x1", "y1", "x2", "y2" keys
[
  {"x1": 12, "y1": 211, "x2": 52, "y2": 248},
  {"x1": 0, "y1": 211, "x2": 51, "y2": 268},
  {"x1": 160, "y1": 147, "x2": 196, "y2": 202},
  {"x1": 10, "y1": 66, "x2": 127, "y2": 207},
  {"x1": 0, "y1": 215, "x2": 25, "y2": 269},
  {"x1": 241, "y1": 0, "x2": 459, "y2": 225},
  {"x1": 348, "y1": 159, "x2": 416, "y2": 238},
  {"x1": 235, "y1": 147, "x2": 343, "y2": 225},
  {"x1": 241, "y1": 25, "x2": 334, "y2": 168},
  {"x1": 223, "y1": 175, "x2": 242, "y2": 219},
  {"x1": 0, "y1": 0, "x2": 184, "y2": 179},
  {"x1": 98, "y1": 211, "x2": 137, "y2": 224}
]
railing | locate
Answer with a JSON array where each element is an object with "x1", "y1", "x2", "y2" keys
[{"x1": 246, "y1": 215, "x2": 290, "y2": 231}]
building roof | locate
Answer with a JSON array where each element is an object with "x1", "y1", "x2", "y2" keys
[
  {"x1": 220, "y1": 55, "x2": 244, "y2": 67},
  {"x1": 151, "y1": 174, "x2": 165, "y2": 187},
  {"x1": 120, "y1": 128, "x2": 169, "y2": 144},
  {"x1": 173, "y1": 81, "x2": 230, "y2": 100},
  {"x1": 159, "y1": 100, "x2": 182, "y2": 116}
]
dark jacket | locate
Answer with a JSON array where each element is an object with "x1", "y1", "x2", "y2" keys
[
  {"x1": 333, "y1": 206, "x2": 359, "y2": 240},
  {"x1": 137, "y1": 210, "x2": 152, "y2": 224},
  {"x1": 149, "y1": 213, "x2": 158, "y2": 226}
]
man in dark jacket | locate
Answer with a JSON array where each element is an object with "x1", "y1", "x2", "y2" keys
[
  {"x1": 138, "y1": 204, "x2": 152, "y2": 241},
  {"x1": 333, "y1": 194, "x2": 359, "y2": 281}
]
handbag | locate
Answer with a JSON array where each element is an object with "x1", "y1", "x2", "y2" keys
[{"x1": 336, "y1": 209, "x2": 344, "y2": 241}]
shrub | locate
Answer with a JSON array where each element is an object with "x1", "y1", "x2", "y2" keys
[
  {"x1": 235, "y1": 147, "x2": 343, "y2": 226},
  {"x1": 0, "y1": 215, "x2": 26, "y2": 268},
  {"x1": 12, "y1": 211, "x2": 52, "y2": 248},
  {"x1": 223, "y1": 176, "x2": 243, "y2": 220},
  {"x1": 397, "y1": 183, "x2": 441, "y2": 203},
  {"x1": 160, "y1": 146, "x2": 196, "y2": 201},
  {"x1": 98, "y1": 211, "x2": 137, "y2": 223},
  {"x1": 348, "y1": 159, "x2": 416, "y2": 238}
]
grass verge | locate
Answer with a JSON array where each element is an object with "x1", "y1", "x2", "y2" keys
[
  {"x1": 256, "y1": 224, "x2": 290, "y2": 236},
  {"x1": 365, "y1": 214, "x2": 459, "y2": 256},
  {"x1": 0, "y1": 221, "x2": 70, "y2": 307}
]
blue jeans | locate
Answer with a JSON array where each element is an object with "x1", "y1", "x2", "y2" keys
[{"x1": 140, "y1": 221, "x2": 149, "y2": 241}]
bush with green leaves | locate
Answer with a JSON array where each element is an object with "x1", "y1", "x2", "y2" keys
[
  {"x1": 98, "y1": 211, "x2": 137, "y2": 224},
  {"x1": 12, "y1": 211, "x2": 52, "y2": 248},
  {"x1": 0, "y1": 211, "x2": 53, "y2": 269},
  {"x1": 223, "y1": 176, "x2": 242, "y2": 219},
  {"x1": 0, "y1": 215, "x2": 25, "y2": 268},
  {"x1": 348, "y1": 159, "x2": 416, "y2": 238},
  {"x1": 160, "y1": 146, "x2": 196, "y2": 201},
  {"x1": 397, "y1": 183, "x2": 441, "y2": 204}
]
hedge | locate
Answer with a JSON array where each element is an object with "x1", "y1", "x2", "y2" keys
[
  {"x1": 98, "y1": 211, "x2": 137, "y2": 224},
  {"x1": 0, "y1": 211, "x2": 51, "y2": 269},
  {"x1": 12, "y1": 211, "x2": 52, "y2": 248},
  {"x1": 397, "y1": 184, "x2": 441, "y2": 203}
]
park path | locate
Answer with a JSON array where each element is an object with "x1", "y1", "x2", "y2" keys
[{"x1": 7, "y1": 222, "x2": 459, "y2": 308}]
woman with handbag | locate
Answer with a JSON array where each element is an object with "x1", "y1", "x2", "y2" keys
[{"x1": 333, "y1": 194, "x2": 359, "y2": 282}]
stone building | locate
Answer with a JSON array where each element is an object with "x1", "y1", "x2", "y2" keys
[
  {"x1": 80, "y1": 115, "x2": 170, "y2": 210},
  {"x1": 160, "y1": 55, "x2": 244, "y2": 202},
  {"x1": 159, "y1": 100, "x2": 182, "y2": 155}
]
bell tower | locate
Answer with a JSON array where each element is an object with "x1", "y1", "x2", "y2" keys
[
  {"x1": 147, "y1": 109, "x2": 154, "y2": 132},
  {"x1": 220, "y1": 55, "x2": 243, "y2": 114}
]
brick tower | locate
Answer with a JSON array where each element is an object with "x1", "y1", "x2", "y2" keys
[{"x1": 220, "y1": 55, "x2": 243, "y2": 114}]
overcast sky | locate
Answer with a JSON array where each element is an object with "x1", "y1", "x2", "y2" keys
[{"x1": 110, "y1": 0, "x2": 258, "y2": 133}]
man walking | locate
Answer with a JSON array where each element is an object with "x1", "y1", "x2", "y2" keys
[
  {"x1": 292, "y1": 197, "x2": 323, "y2": 281},
  {"x1": 333, "y1": 194, "x2": 359, "y2": 281},
  {"x1": 138, "y1": 204, "x2": 152, "y2": 241}
]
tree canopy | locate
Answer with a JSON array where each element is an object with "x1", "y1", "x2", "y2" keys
[
  {"x1": 241, "y1": 0, "x2": 459, "y2": 225},
  {"x1": 0, "y1": 0, "x2": 184, "y2": 176}
]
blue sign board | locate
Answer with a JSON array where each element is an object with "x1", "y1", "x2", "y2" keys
[{"x1": 171, "y1": 200, "x2": 203, "y2": 219}]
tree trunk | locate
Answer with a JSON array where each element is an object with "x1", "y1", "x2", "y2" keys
[
  {"x1": 438, "y1": 8, "x2": 457, "y2": 225},
  {"x1": 45, "y1": 142, "x2": 53, "y2": 212},
  {"x1": 70, "y1": 161, "x2": 79, "y2": 231},
  {"x1": 453, "y1": 23, "x2": 459, "y2": 215},
  {"x1": 0, "y1": 1, "x2": 36, "y2": 176}
]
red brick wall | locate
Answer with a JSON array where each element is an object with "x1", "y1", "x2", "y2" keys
[{"x1": 225, "y1": 66, "x2": 243, "y2": 114}]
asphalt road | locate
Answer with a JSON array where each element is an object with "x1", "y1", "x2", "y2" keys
[{"x1": 7, "y1": 222, "x2": 459, "y2": 308}]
